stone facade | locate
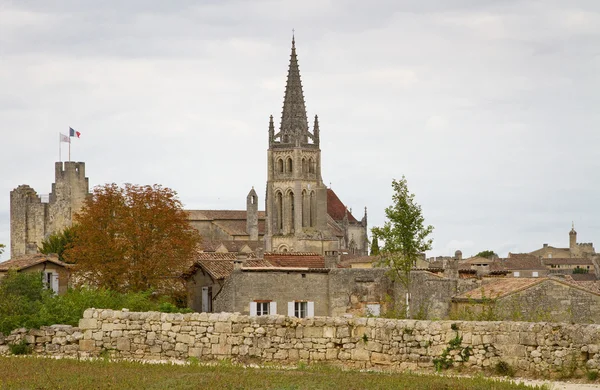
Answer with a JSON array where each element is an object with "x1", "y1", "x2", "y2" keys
[
  {"x1": 5, "y1": 309, "x2": 600, "y2": 377},
  {"x1": 10, "y1": 162, "x2": 89, "y2": 258}
]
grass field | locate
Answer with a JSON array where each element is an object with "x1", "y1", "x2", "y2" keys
[{"x1": 0, "y1": 357, "x2": 548, "y2": 390}]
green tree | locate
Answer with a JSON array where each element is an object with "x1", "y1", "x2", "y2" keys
[
  {"x1": 39, "y1": 226, "x2": 76, "y2": 263},
  {"x1": 65, "y1": 183, "x2": 202, "y2": 296},
  {"x1": 0, "y1": 270, "x2": 50, "y2": 334},
  {"x1": 371, "y1": 176, "x2": 434, "y2": 318},
  {"x1": 474, "y1": 250, "x2": 498, "y2": 259},
  {"x1": 0, "y1": 243, "x2": 5, "y2": 255},
  {"x1": 370, "y1": 237, "x2": 380, "y2": 256}
]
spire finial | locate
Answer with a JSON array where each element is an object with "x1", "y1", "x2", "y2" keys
[
  {"x1": 292, "y1": 29, "x2": 295, "y2": 48},
  {"x1": 572, "y1": 221, "x2": 574, "y2": 229}
]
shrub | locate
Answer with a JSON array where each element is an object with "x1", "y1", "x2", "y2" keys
[
  {"x1": 495, "y1": 361, "x2": 515, "y2": 377},
  {"x1": 587, "y1": 370, "x2": 599, "y2": 381},
  {"x1": 9, "y1": 340, "x2": 32, "y2": 355}
]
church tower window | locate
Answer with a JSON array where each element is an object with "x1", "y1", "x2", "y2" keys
[
  {"x1": 278, "y1": 159, "x2": 284, "y2": 173},
  {"x1": 276, "y1": 191, "x2": 283, "y2": 233},
  {"x1": 287, "y1": 157, "x2": 293, "y2": 173}
]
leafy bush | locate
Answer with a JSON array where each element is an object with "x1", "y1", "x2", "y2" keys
[
  {"x1": 0, "y1": 271, "x2": 191, "y2": 334},
  {"x1": 9, "y1": 340, "x2": 32, "y2": 355},
  {"x1": 495, "y1": 361, "x2": 515, "y2": 377}
]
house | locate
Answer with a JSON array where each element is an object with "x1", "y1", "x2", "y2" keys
[
  {"x1": 0, "y1": 253, "x2": 70, "y2": 295},
  {"x1": 527, "y1": 225, "x2": 596, "y2": 259},
  {"x1": 452, "y1": 276, "x2": 600, "y2": 323},
  {"x1": 499, "y1": 255, "x2": 547, "y2": 278}
]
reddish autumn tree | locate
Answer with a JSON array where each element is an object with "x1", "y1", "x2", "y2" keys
[{"x1": 65, "y1": 183, "x2": 201, "y2": 295}]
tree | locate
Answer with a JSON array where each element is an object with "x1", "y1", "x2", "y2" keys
[
  {"x1": 65, "y1": 183, "x2": 201, "y2": 295},
  {"x1": 0, "y1": 243, "x2": 4, "y2": 255},
  {"x1": 370, "y1": 236, "x2": 380, "y2": 256},
  {"x1": 475, "y1": 250, "x2": 498, "y2": 259},
  {"x1": 371, "y1": 176, "x2": 434, "y2": 318},
  {"x1": 39, "y1": 226, "x2": 76, "y2": 263}
]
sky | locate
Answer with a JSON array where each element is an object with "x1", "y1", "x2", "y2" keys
[{"x1": 1, "y1": 0, "x2": 600, "y2": 262}]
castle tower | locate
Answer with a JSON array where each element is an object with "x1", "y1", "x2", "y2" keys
[
  {"x1": 246, "y1": 187, "x2": 259, "y2": 241},
  {"x1": 569, "y1": 223, "x2": 577, "y2": 251},
  {"x1": 264, "y1": 36, "x2": 332, "y2": 253},
  {"x1": 10, "y1": 161, "x2": 89, "y2": 258}
]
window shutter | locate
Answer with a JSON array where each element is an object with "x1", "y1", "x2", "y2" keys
[
  {"x1": 288, "y1": 302, "x2": 295, "y2": 317},
  {"x1": 269, "y1": 301, "x2": 277, "y2": 315},
  {"x1": 249, "y1": 302, "x2": 257, "y2": 316},
  {"x1": 514, "y1": 271, "x2": 520, "y2": 278},
  {"x1": 532, "y1": 271, "x2": 539, "y2": 278},
  {"x1": 51, "y1": 273, "x2": 59, "y2": 294},
  {"x1": 307, "y1": 301, "x2": 315, "y2": 318}
]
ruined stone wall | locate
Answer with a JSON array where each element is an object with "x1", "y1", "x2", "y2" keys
[{"x1": 5, "y1": 309, "x2": 600, "y2": 377}]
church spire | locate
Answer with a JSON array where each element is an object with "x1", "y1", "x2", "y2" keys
[{"x1": 279, "y1": 34, "x2": 308, "y2": 143}]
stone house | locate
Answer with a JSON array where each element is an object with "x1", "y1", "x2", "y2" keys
[
  {"x1": 0, "y1": 253, "x2": 70, "y2": 295},
  {"x1": 527, "y1": 225, "x2": 596, "y2": 259},
  {"x1": 452, "y1": 277, "x2": 600, "y2": 323}
]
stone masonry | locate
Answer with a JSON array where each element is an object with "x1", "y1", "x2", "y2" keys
[{"x1": 4, "y1": 309, "x2": 600, "y2": 377}]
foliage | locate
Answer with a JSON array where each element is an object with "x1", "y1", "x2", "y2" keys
[
  {"x1": 0, "y1": 357, "x2": 548, "y2": 389},
  {"x1": 495, "y1": 361, "x2": 516, "y2": 377},
  {"x1": 474, "y1": 250, "x2": 498, "y2": 259},
  {"x1": 0, "y1": 270, "x2": 190, "y2": 335},
  {"x1": 8, "y1": 340, "x2": 32, "y2": 355},
  {"x1": 39, "y1": 226, "x2": 76, "y2": 262},
  {"x1": 371, "y1": 176, "x2": 433, "y2": 318},
  {"x1": 573, "y1": 267, "x2": 589, "y2": 274},
  {"x1": 587, "y1": 370, "x2": 599, "y2": 381},
  {"x1": 370, "y1": 236, "x2": 380, "y2": 256},
  {"x1": 0, "y1": 243, "x2": 4, "y2": 255},
  {"x1": 65, "y1": 183, "x2": 202, "y2": 295},
  {"x1": 432, "y1": 334, "x2": 472, "y2": 372}
]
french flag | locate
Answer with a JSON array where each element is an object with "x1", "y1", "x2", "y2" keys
[{"x1": 69, "y1": 127, "x2": 81, "y2": 138}]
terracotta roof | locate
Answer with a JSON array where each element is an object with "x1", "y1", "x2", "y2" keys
[
  {"x1": 194, "y1": 258, "x2": 272, "y2": 280},
  {"x1": 500, "y1": 257, "x2": 545, "y2": 271},
  {"x1": 543, "y1": 258, "x2": 593, "y2": 266},
  {"x1": 264, "y1": 252, "x2": 325, "y2": 268},
  {"x1": 187, "y1": 210, "x2": 266, "y2": 221},
  {"x1": 461, "y1": 256, "x2": 493, "y2": 265},
  {"x1": 213, "y1": 220, "x2": 266, "y2": 236},
  {"x1": 196, "y1": 252, "x2": 257, "y2": 260},
  {"x1": 570, "y1": 273, "x2": 598, "y2": 282},
  {"x1": 563, "y1": 275, "x2": 600, "y2": 293},
  {"x1": 0, "y1": 253, "x2": 69, "y2": 272},
  {"x1": 327, "y1": 189, "x2": 358, "y2": 223},
  {"x1": 454, "y1": 278, "x2": 544, "y2": 301},
  {"x1": 507, "y1": 253, "x2": 539, "y2": 260}
]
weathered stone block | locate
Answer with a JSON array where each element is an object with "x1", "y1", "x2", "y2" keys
[
  {"x1": 116, "y1": 338, "x2": 131, "y2": 351},
  {"x1": 79, "y1": 319, "x2": 98, "y2": 330}
]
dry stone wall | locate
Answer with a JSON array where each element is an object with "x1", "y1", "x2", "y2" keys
[{"x1": 4, "y1": 309, "x2": 600, "y2": 377}]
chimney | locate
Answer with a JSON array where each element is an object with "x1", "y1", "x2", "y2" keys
[
  {"x1": 324, "y1": 250, "x2": 339, "y2": 268},
  {"x1": 234, "y1": 252, "x2": 248, "y2": 270},
  {"x1": 543, "y1": 243, "x2": 548, "y2": 248}
]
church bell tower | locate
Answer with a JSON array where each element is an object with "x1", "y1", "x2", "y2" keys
[{"x1": 264, "y1": 36, "x2": 330, "y2": 253}]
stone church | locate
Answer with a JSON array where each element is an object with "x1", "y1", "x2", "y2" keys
[{"x1": 9, "y1": 37, "x2": 369, "y2": 258}]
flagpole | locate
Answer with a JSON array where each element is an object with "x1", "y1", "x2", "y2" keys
[
  {"x1": 68, "y1": 134, "x2": 71, "y2": 161},
  {"x1": 59, "y1": 132, "x2": 61, "y2": 162}
]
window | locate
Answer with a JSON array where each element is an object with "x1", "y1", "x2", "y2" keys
[
  {"x1": 43, "y1": 271, "x2": 59, "y2": 294},
  {"x1": 532, "y1": 271, "x2": 539, "y2": 278},
  {"x1": 513, "y1": 271, "x2": 520, "y2": 277},
  {"x1": 288, "y1": 301, "x2": 314, "y2": 318},
  {"x1": 278, "y1": 159, "x2": 284, "y2": 173},
  {"x1": 250, "y1": 301, "x2": 277, "y2": 316},
  {"x1": 295, "y1": 302, "x2": 307, "y2": 318}
]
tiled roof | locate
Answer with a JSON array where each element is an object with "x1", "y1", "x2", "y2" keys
[
  {"x1": 454, "y1": 278, "x2": 544, "y2": 301},
  {"x1": 187, "y1": 210, "x2": 266, "y2": 221},
  {"x1": 264, "y1": 252, "x2": 325, "y2": 268},
  {"x1": 326, "y1": 216, "x2": 345, "y2": 237},
  {"x1": 327, "y1": 189, "x2": 358, "y2": 223},
  {"x1": 570, "y1": 273, "x2": 598, "y2": 282},
  {"x1": 213, "y1": 220, "x2": 266, "y2": 236},
  {"x1": 563, "y1": 275, "x2": 600, "y2": 293},
  {"x1": 500, "y1": 257, "x2": 545, "y2": 271},
  {"x1": 196, "y1": 252, "x2": 257, "y2": 260},
  {"x1": 462, "y1": 256, "x2": 493, "y2": 265},
  {"x1": 195, "y1": 258, "x2": 272, "y2": 280},
  {"x1": 0, "y1": 253, "x2": 69, "y2": 272},
  {"x1": 543, "y1": 258, "x2": 593, "y2": 266}
]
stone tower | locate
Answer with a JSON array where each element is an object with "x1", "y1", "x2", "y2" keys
[
  {"x1": 246, "y1": 187, "x2": 259, "y2": 241},
  {"x1": 264, "y1": 36, "x2": 335, "y2": 254},
  {"x1": 569, "y1": 223, "x2": 577, "y2": 251},
  {"x1": 10, "y1": 161, "x2": 89, "y2": 258}
]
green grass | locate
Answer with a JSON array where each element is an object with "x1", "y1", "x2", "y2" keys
[{"x1": 0, "y1": 357, "x2": 547, "y2": 390}]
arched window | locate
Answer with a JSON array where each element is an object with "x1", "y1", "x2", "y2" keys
[
  {"x1": 349, "y1": 240, "x2": 357, "y2": 255},
  {"x1": 302, "y1": 190, "x2": 308, "y2": 227},
  {"x1": 287, "y1": 157, "x2": 293, "y2": 173},
  {"x1": 288, "y1": 191, "x2": 295, "y2": 233},
  {"x1": 308, "y1": 158, "x2": 314, "y2": 174},
  {"x1": 302, "y1": 158, "x2": 306, "y2": 173},
  {"x1": 278, "y1": 159, "x2": 284, "y2": 173},
  {"x1": 276, "y1": 191, "x2": 283, "y2": 233}
]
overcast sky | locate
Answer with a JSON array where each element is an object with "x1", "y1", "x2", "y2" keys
[{"x1": 1, "y1": 0, "x2": 599, "y2": 262}]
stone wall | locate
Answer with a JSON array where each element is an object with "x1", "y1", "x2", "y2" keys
[{"x1": 5, "y1": 309, "x2": 600, "y2": 377}]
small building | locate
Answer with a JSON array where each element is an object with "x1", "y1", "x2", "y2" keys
[{"x1": 0, "y1": 253, "x2": 70, "y2": 295}]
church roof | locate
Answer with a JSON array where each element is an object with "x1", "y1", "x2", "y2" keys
[
  {"x1": 201, "y1": 240, "x2": 262, "y2": 253},
  {"x1": 327, "y1": 189, "x2": 359, "y2": 223},
  {"x1": 213, "y1": 220, "x2": 266, "y2": 236},
  {"x1": 187, "y1": 210, "x2": 266, "y2": 221}
]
